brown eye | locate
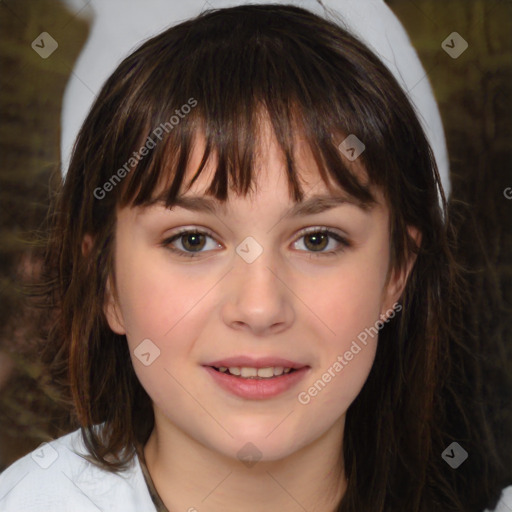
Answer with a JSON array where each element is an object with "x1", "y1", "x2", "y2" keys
[
  {"x1": 303, "y1": 232, "x2": 329, "y2": 252},
  {"x1": 293, "y1": 228, "x2": 349, "y2": 257},
  {"x1": 162, "y1": 229, "x2": 220, "y2": 258},
  {"x1": 181, "y1": 232, "x2": 207, "y2": 252}
]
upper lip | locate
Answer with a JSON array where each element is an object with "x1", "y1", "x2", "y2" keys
[{"x1": 205, "y1": 356, "x2": 308, "y2": 370}]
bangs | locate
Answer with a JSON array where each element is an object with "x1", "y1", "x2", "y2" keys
[
  {"x1": 120, "y1": 106, "x2": 375, "y2": 210},
  {"x1": 103, "y1": 5, "x2": 412, "y2": 211}
]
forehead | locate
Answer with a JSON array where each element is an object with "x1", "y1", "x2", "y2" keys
[{"x1": 147, "y1": 117, "x2": 378, "y2": 213}]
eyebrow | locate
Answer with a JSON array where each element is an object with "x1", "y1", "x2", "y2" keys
[{"x1": 149, "y1": 193, "x2": 372, "y2": 217}]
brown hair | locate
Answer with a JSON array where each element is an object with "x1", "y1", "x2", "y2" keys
[{"x1": 34, "y1": 4, "x2": 506, "y2": 511}]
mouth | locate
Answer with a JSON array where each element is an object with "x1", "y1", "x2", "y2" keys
[
  {"x1": 209, "y1": 365, "x2": 299, "y2": 379},
  {"x1": 204, "y1": 356, "x2": 308, "y2": 379},
  {"x1": 202, "y1": 358, "x2": 310, "y2": 399}
]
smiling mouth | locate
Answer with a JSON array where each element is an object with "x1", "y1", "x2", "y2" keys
[{"x1": 210, "y1": 366, "x2": 298, "y2": 379}]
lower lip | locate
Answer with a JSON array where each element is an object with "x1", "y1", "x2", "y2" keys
[{"x1": 203, "y1": 366, "x2": 310, "y2": 399}]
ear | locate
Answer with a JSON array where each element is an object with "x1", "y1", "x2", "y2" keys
[
  {"x1": 103, "y1": 274, "x2": 127, "y2": 335},
  {"x1": 380, "y1": 227, "x2": 421, "y2": 317},
  {"x1": 82, "y1": 233, "x2": 126, "y2": 334},
  {"x1": 82, "y1": 234, "x2": 93, "y2": 256},
  {"x1": 82, "y1": 234, "x2": 126, "y2": 334}
]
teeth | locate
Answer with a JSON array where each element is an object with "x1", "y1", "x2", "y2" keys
[
  {"x1": 216, "y1": 366, "x2": 293, "y2": 378},
  {"x1": 252, "y1": 367, "x2": 273, "y2": 378},
  {"x1": 240, "y1": 367, "x2": 258, "y2": 378}
]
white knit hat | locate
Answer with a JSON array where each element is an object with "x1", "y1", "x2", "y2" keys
[{"x1": 60, "y1": 0, "x2": 450, "y2": 197}]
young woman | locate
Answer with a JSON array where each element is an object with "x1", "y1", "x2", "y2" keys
[{"x1": 0, "y1": 4, "x2": 510, "y2": 511}]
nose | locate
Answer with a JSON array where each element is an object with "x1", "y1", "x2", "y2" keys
[{"x1": 220, "y1": 244, "x2": 295, "y2": 336}]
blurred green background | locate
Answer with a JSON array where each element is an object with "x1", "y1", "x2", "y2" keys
[{"x1": 0, "y1": 0, "x2": 511, "y2": 470}]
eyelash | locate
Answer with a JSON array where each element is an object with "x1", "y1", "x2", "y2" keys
[{"x1": 161, "y1": 227, "x2": 350, "y2": 259}]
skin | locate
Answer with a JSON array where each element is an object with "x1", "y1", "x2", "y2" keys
[{"x1": 103, "y1": 120, "x2": 418, "y2": 512}]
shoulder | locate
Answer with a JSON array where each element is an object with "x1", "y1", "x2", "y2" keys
[
  {"x1": 0, "y1": 427, "x2": 156, "y2": 512},
  {"x1": 484, "y1": 485, "x2": 512, "y2": 512}
]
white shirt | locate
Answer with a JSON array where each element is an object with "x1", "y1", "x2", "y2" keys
[
  {"x1": 0, "y1": 428, "x2": 510, "y2": 511},
  {"x1": 0, "y1": 429, "x2": 156, "y2": 511}
]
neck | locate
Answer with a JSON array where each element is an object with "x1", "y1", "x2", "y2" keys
[{"x1": 144, "y1": 412, "x2": 347, "y2": 512}]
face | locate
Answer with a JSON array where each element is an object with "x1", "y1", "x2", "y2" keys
[{"x1": 104, "y1": 123, "x2": 412, "y2": 463}]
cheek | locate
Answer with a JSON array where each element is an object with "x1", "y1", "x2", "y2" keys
[
  {"x1": 112, "y1": 248, "x2": 211, "y2": 404},
  {"x1": 303, "y1": 251, "x2": 389, "y2": 344},
  {"x1": 295, "y1": 252, "x2": 388, "y2": 412},
  {"x1": 114, "y1": 246, "x2": 204, "y2": 340},
  {"x1": 297, "y1": 284, "x2": 379, "y2": 423},
  {"x1": 113, "y1": 245, "x2": 221, "y2": 395}
]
